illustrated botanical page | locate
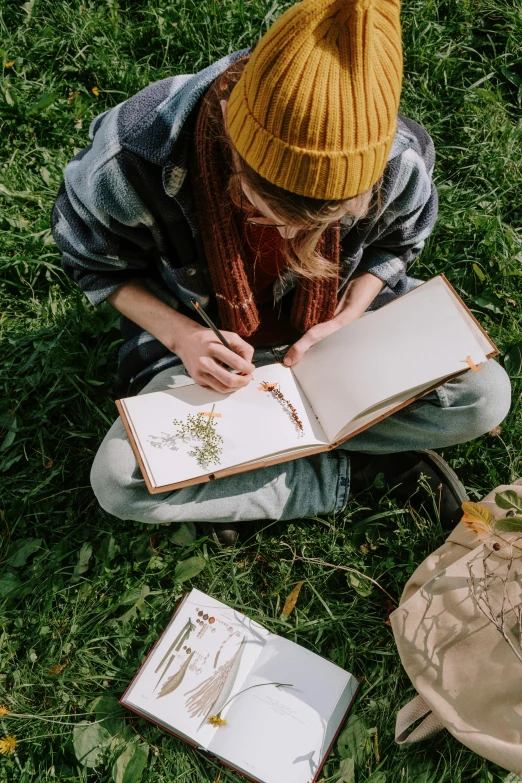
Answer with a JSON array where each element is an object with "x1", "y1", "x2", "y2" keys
[
  {"x1": 121, "y1": 589, "x2": 273, "y2": 750},
  {"x1": 119, "y1": 363, "x2": 328, "y2": 489}
]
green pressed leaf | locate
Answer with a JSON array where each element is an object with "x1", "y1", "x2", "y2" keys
[
  {"x1": 168, "y1": 521, "x2": 197, "y2": 547},
  {"x1": 0, "y1": 572, "x2": 20, "y2": 599},
  {"x1": 71, "y1": 542, "x2": 93, "y2": 583},
  {"x1": 496, "y1": 491, "x2": 522, "y2": 513},
  {"x1": 111, "y1": 741, "x2": 149, "y2": 783},
  {"x1": 504, "y1": 342, "x2": 522, "y2": 377},
  {"x1": 336, "y1": 757, "x2": 355, "y2": 783},
  {"x1": 6, "y1": 538, "x2": 42, "y2": 567},
  {"x1": 26, "y1": 92, "x2": 59, "y2": 116},
  {"x1": 367, "y1": 774, "x2": 387, "y2": 783},
  {"x1": 493, "y1": 517, "x2": 522, "y2": 533},
  {"x1": 337, "y1": 714, "x2": 369, "y2": 764},
  {"x1": 73, "y1": 721, "x2": 112, "y2": 768},
  {"x1": 174, "y1": 555, "x2": 206, "y2": 583}
]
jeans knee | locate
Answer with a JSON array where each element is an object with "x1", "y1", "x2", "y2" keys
[
  {"x1": 90, "y1": 434, "x2": 135, "y2": 520},
  {"x1": 462, "y1": 360, "x2": 512, "y2": 438}
]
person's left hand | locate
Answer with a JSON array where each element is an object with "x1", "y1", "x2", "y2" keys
[
  {"x1": 283, "y1": 313, "x2": 355, "y2": 367},
  {"x1": 282, "y1": 271, "x2": 385, "y2": 367}
]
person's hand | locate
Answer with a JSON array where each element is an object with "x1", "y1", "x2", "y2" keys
[
  {"x1": 282, "y1": 317, "x2": 348, "y2": 367},
  {"x1": 283, "y1": 271, "x2": 387, "y2": 367},
  {"x1": 175, "y1": 323, "x2": 255, "y2": 393}
]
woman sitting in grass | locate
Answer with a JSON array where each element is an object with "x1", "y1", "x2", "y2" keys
[{"x1": 52, "y1": 0, "x2": 510, "y2": 544}]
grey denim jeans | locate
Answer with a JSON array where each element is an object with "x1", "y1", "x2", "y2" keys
[{"x1": 91, "y1": 347, "x2": 511, "y2": 525}]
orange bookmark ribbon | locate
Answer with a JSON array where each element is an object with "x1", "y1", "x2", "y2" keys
[
  {"x1": 465, "y1": 355, "x2": 483, "y2": 373},
  {"x1": 199, "y1": 411, "x2": 222, "y2": 418}
]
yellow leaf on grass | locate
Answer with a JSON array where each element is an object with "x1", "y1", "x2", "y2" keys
[
  {"x1": 461, "y1": 502, "x2": 494, "y2": 533},
  {"x1": 49, "y1": 663, "x2": 67, "y2": 675},
  {"x1": 281, "y1": 581, "x2": 304, "y2": 618}
]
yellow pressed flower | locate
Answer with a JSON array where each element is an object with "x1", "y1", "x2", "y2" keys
[
  {"x1": 0, "y1": 736, "x2": 17, "y2": 755},
  {"x1": 208, "y1": 715, "x2": 226, "y2": 727},
  {"x1": 91, "y1": 86, "x2": 100, "y2": 97},
  {"x1": 0, "y1": 706, "x2": 9, "y2": 717},
  {"x1": 4, "y1": 61, "x2": 15, "y2": 68}
]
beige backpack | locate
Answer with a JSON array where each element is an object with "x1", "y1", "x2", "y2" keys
[{"x1": 391, "y1": 479, "x2": 522, "y2": 773}]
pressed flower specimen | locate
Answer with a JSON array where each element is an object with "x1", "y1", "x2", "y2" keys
[
  {"x1": 157, "y1": 651, "x2": 195, "y2": 698},
  {"x1": 259, "y1": 382, "x2": 304, "y2": 435},
  {"x1": 185, "y1": 636, "x2": 247, "y2": 727},
  {"x1": 208, "y1": 714, "x2": 227, "y2": 726},
  {"x1": 173, "y1": 405, "x2": 223, "y2": 468},
  {"x1": 208, "y1": 681, "x2": 293, "y2": 728},
  {"x1": 154, "y1": 617, "x2": 195, "y2": 691}
]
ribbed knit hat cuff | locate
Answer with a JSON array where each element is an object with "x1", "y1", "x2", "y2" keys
[{"x1": 227, "y1": 73, "x2": 396, "y2": 200}]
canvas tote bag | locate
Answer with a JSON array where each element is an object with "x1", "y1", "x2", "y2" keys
[{"x1": 390, "y1": 479, "x2": 522, "y2": 773}]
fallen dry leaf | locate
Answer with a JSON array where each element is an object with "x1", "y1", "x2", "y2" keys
[
  {"x1": 49, "y1": 663, "x2": 67, "y2": 675},
  {"x1": 281, "y1": 581, "x2": 304, "y2": 618},
  {"x1": 461, "y1": 501, "x2": 494, "y2": 533}
]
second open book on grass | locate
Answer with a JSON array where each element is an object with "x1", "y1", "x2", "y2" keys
[
  {"x1": 121, "y1": 588, "x2": 359, "y2": 783},
  {"x1": 117, "y1": 276, "x2": 497, "y2": 492}
]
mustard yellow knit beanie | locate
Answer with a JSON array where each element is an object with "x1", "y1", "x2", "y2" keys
[{"x1": 227, "y1": 0, "x2": 403, "y2": 200}]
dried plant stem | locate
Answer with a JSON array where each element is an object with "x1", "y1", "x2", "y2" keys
[
  {"x1": 262, "y1": 382, "x2": 304, "y2": 434},
  {"x1": 155, "y1": 617, "x2": 194, "y2": 674},
  {"x1": 185, "y1": 637, "x2": 247, "y2": 727},
  {"x1": 173, "y1": 405, "x2": 223, "y2": 468},
  {"x1": 157, "y1": 651, "x2": 195, "y2": 698},
  {"x1": 467, "y1": 552, "x2": 522, "y2": 664}
]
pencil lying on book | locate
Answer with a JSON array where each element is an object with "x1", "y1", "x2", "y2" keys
[{"x1": 189, "y1": 297, "x2": 238, "y2": 373}]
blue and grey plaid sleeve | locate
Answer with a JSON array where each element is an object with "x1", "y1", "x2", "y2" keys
[
  {"x1": 358, "y1": 116, "x2": 438, "y2": 290},
  {"x1": 51, "y1": 108, "x2": 159, "y2": 306}
]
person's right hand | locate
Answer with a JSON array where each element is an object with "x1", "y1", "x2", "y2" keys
[{"x1": 175, "y1": 323, "x2": 255, "y2": 393}]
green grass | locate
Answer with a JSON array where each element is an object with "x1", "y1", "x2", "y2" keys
[{"x1": 0, "y1": 0, "x2": 521, "y2": 781}]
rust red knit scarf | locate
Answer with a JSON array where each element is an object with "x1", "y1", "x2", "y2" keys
[{"x1": 190, "y1": 79, "x2": 340, "y2": 338}]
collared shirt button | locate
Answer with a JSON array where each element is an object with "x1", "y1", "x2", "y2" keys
[{"x1": 187, "y1": 267, "x2": 197, "y2": 276}]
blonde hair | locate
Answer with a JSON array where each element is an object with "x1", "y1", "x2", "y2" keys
[{"x1": 212, "y1": 59, "x2": 379, "y2": 280}]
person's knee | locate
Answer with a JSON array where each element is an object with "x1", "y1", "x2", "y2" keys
[
  {"x1": 460, "y1": 360, "x2": 512, "y2": 438},
  {"x1": 90, "y1": 433, "x2": 137, "y2": 519}
]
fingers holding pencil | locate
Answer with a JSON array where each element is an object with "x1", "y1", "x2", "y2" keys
[
  {"x1": 188, "y1": 298, "x2": 255, "y2": 392},
  {"x1": 209, "y1": 338, "x2": 255, "y2": 375}
]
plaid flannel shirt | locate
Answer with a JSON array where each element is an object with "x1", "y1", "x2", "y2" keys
[{"x1": 51, "y1": 51, "x2": 438, "y2": 395}]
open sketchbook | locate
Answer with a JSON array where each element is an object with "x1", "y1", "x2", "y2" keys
[
  {"x1": 117, "y1": 276, "x2": 497, "y2": 493},
  {"x1": 120, "y1": 589, "x2": 359, "y2": 783}
]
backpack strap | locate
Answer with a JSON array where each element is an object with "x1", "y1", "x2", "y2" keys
[{"x1": 395, "y1": 695, "x2": 445, "y2": 744}]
